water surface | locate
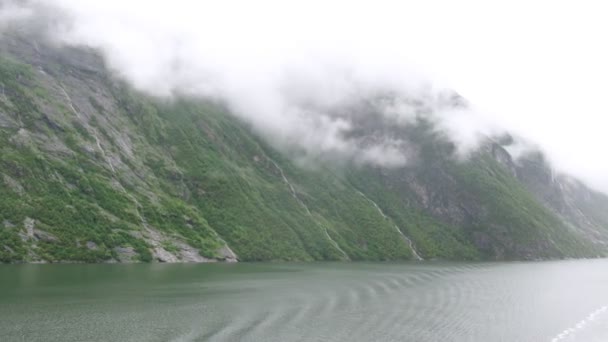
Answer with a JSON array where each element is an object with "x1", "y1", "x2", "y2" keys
[{"x1": 1, "y1": 260, "x2": 607, "y2": 341}]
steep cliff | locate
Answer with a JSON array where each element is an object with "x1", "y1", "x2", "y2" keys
[{"x1": 1, "y1": 32, "x2": 606, "y2": 263}]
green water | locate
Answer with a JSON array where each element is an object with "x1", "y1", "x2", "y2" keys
[{"x1": 1, "y1": 260, "x2": 607, "y2": 341}]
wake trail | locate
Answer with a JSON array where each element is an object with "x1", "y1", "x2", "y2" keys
[{"x1": 550, "y1": 305, "x2": 608, "y2": 342}]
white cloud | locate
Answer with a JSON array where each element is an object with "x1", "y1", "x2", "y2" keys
[
  {"x1": 3, "y1": 0, "x2": 608, "y2": 191},
  {"x1": 0, "y1": 1, "x2": 34, "y2": 31}
]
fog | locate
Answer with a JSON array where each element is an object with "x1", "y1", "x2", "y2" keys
[{"x1": 2, "y1": 0, "x2": 608, "y2": 192}]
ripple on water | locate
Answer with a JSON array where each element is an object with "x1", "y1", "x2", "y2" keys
[{"x1": 4, "y1": 261, "x2": 608, "y2": 342}]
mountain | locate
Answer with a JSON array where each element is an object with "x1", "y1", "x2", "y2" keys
[{"x1": 1, "y1": 32, "x2": 607, "y2": 263}]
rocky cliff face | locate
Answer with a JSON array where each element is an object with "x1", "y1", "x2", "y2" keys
[
  {"x1": 1, "y1": 31, "x2": 607, "y2": 263},
  {"x1": 513, "y1": 150, "x2": 608, "y2": 254}
]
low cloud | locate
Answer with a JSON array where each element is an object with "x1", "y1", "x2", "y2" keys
[
  {"x1": 0, "y1": 1, "x2": 33, "y2": 32},
  {"x1": 2, "y1": 1, "x2": 608, "y2": 192}
]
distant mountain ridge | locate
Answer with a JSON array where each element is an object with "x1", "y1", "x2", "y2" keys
[{"x1": 1, "y1": 32, "x2": 607, "y2": 263}]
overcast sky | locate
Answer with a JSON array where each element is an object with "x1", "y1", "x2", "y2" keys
[{"x1": 3, "y1": 0, "x2": 608, "y2": 191}]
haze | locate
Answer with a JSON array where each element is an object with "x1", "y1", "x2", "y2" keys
[{"x1": 2, "y1": 0, "x2": 608, "y2": 192}]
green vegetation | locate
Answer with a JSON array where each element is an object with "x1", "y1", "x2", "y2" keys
[
  {"x1": 448, "y1": 153, "x2": 597, "y2": 258},
  {"x1": 0, "y1": 48, "x2": 604, "y2": 263}
]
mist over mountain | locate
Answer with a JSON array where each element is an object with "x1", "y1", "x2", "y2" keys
[
  {"x1": 3, "y1": 0, "x2": 606, "y2": 193},
  {"x1": 1, "y1": 1, "x2": 492, "y2": 169},
  {"x1": 1, "y1": 1, "x2": 607, "y2": 263}
]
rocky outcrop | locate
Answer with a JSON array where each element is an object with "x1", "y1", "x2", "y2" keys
[
  {"x1": 113, "y1": 247, "x2": 137, "y2": 263},
  {"x1": 217, "y1": 246, "x2": 238, "y2": 263},
  {"x1": 1, "y1": 30, "x2": 607, "y2": 263}
]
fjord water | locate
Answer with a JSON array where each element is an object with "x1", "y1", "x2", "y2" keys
[{"x1": 1, "y1": 261, "x2": 607, "y2": 342}]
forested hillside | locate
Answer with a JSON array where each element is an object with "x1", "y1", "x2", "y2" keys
[{"x1": 1, "y1": 33, "x2": 607, "y2": 263}]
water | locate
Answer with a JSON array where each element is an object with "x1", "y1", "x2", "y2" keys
[{"x1": 1, "y1": 260, "x2": 607, "y2": 342}]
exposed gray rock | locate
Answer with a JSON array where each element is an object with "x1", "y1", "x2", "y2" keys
[
  {"x1": 9, "y1": 128, "x2": 34, "y2": 148},
  {"x1": 143, "y1": 228, "x2": 176, "y2": 262},
  {"x1": 37, "y1": 134, "x2": 74, "y2": 156},
  {"x1": 86, "y1": 241, "x2": 98, "y2": 250},
  {"x1": 175, "y1": 241, "x2": 212, "y2": 263},
  {"x1": 22, "y1": 217, "x2": 35, "y2": 239},
  {"x1": 152, "y1": 246, "x2": 179, "y2": 263},
  {"x1": 142, "y1": 227, "x2": 221, "y2": 263},
  {"x1": 2, "y1": 29, "x2": 607, "y2": 264},
  {"x1": 17, "y1": 218, "x2": 58, "y2": 243},
  {"x1": 0, "y1": 108, "x2": 19, "y2": 128},
  {"x1": 218, "y1": 245, "x2": 238, "y2": 263},
  {"x1": 33, "y1": 229, "x2": 58, "y2": 242},
  {"x1": 3, "y1": 173, "x2": 24, "y2": 196},
  {"x1": 113, "y1": 246, "x2": 137, "y2": 263}
]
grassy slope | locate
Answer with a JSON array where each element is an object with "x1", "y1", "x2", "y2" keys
[
  {"x1": 340, "y1": 119, "x2": 601, "y2": 260},
  {"x1": 0, "y1": 56, "x2": 223, "y2": 262},
  {"x1": 116, "y1": 91, "x2": 414, "y2": 261},
  {"x1": 0, "y1": 54, "x2": 602, "y2": 263},
  {"x1": 0, "y1": 55, "x2": 413, "y2": 262},
  {"x1": 451, "y1": 153, "x2": 596, "y2": 259}
]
